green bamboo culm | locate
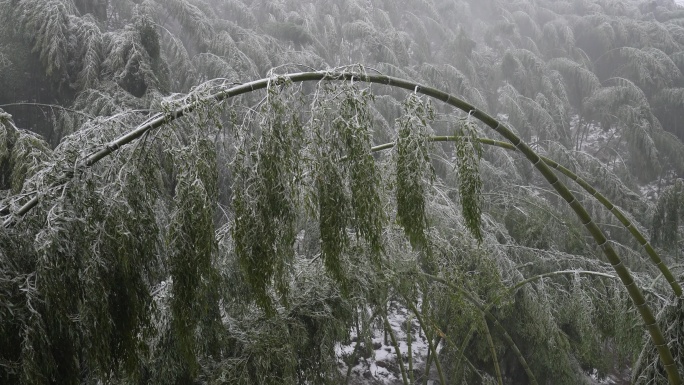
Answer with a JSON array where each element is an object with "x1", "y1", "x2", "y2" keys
[
  {"x1": 4, "y1": 70, "x2": 680, "y2": 384},
  {"x1": 633, "y1": 297, "x2": 684, "y2": 384},
  {"x1": 482, "y1": 319, "x2": 503, "y2": 385}
]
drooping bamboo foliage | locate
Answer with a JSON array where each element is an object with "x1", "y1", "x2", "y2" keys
[
  {"x1": 371, "y1": 135, "x2": 684, "y2": 297},
  {"x1": 232, "y1": 80, "x2": 305, "y2": 311},
  {"x1": 395, "y1": 93, "x2": 436, "y2": 258},
  {"x1": 167, "y1": 137, "x2": 219, "y2": 376},
  {"x1": 453, "y1": 119, "x2": 484, "y2": 243}
]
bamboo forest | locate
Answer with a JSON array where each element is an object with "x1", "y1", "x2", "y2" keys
[{"x1": 3, "y1": 0, "x2": 684, "y2": 384}]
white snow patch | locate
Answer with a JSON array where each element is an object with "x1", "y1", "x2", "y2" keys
[{"x1": 335, "y1": 301, "x2": 436, "y2": 384}]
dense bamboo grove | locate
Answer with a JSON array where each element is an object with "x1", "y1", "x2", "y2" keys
[{"x1": 1, "y1": 0, "x2": 684, "y2": 384}]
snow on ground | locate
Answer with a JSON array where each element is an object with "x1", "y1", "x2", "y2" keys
[
  {"x1": 588, "y1": 368, "x2": 632, "y2": 385},
  {"x1": 335, "y1": 301, "x2": 627, "y2": 385},
  {"x1": 335, "y1": 302, "x2": 435, "y2": 384},
  {"x1": 639, "y1": 180, "x2": 661, "y2": 201},
  {"x1": 570, "y1": 115, "x2": 619, "y2": 161}
]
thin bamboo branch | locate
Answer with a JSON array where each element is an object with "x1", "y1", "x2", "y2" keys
[
  {"x1": 453, "y1": 322, "x2": 478, "y2": 382},
  {"x1": 383, "y1": 312, "x2": 410, "y2": 385},
  {"x1": 420, "y1": 273, "x2": 539, "y2": 385},
  {"x1": 482, "y1": 318, "x2": 503, "y2": 385},
  {"x1": 403, "y1": 298, "x2": 447, "y2": 385},
  {"x1": 345, "y1": 338, "x2": 362, "y2": 384},
  {"x1": 0, "y1": 102, "x2": 96, "y2": 119},
  {"x1": 509, "y1": 270, "x2": 615, "y2": 292},
  {"x1": 407, "y1": 313, "x2": 415, "y2": 385},
  {"x1": 3, "y1": 70, "x2": 679, "y2": 384},
  {"x1": 422, "y1": 342, "x2": 432, "y2": 385},
  {"x1": 345, "y1": 306, "x2": 382, "y2": 384}
]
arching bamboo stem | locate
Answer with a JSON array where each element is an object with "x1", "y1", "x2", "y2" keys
[{"x1": 3, "y1": 70, "x2": 679, "y2": 384}]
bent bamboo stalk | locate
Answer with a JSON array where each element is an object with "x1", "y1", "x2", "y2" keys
[{"x1": 3, "y1": 70, "x2": 680, "y2": 384}]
